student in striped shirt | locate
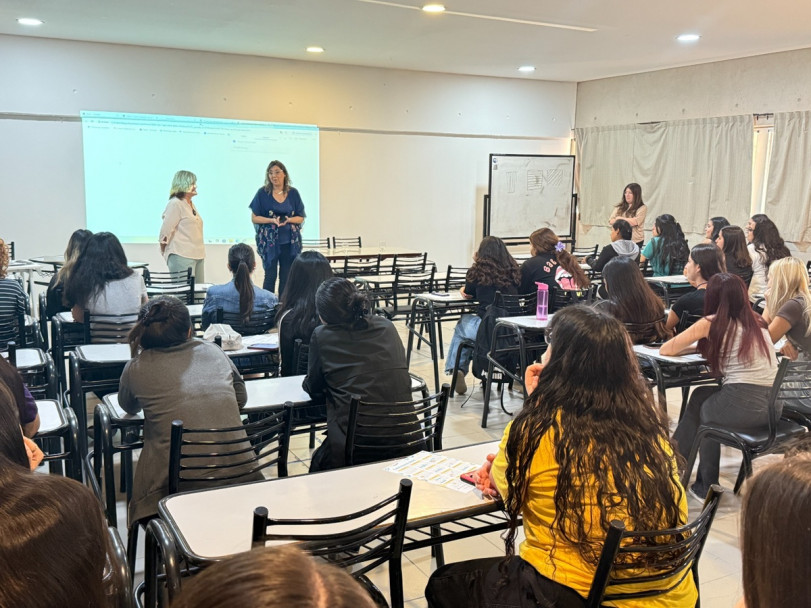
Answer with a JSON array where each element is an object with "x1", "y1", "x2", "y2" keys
[{"x1": 0, "y1": 238, "x2": 26, "y2": 350}]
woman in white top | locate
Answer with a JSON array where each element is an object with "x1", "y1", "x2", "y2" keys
[
  {"x1": 746, "y1": 213, "x2": 790, "y2": 301},
  {"x1": 663, "y1": 273, "x2": 777, "y2": 499},
  {"x1": 159, "y1": 170, "x2": 205, "y2": 281}
]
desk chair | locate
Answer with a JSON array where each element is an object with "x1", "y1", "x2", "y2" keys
[
  {"x1": 83, "y1": 310, "x2": 138, "y2": 344},
  {"x1": 681, "y1": 358, "x2": 808, "y2": 494},
  {"x1": 393, "y1": 252, "x2": 428, "y2": 273},
  {"x1": 572, "y1": 243, "x2": 598, "y2": 258},
  {"x1": 215, "y1": 306, "x2": 276, "y2": 336},
  {"x1": 549, "y1": 284, "x2": 597, "y2": 312},
  {"x1": 252, "y1": 478, "x2": 413, "y2": 608},
  {"x1": 106, "y1": 526, "x2": 136, "y2": 608},
  {"x1": 779, "y1": 360, "x2": 811, "y2": 431},
  {"x1": 5, "y1": 340, "x2": 58, "y2": 400},
  {"x1": 143, "y1": 268, "x2": 194, "y2": 305},
  {"x1": 376, "y1": 266, "x2": 436, "y2": 322},
  {"x1": 290, "y1": 339, "x2": 326, "y2": 449},
  {"x1": 51, "y1": 312, "x2": 86, "y2": 394},
  {"x1": 332, "y1": 236, "x2": 362, "y2": 249},
  {"x1": 341, "y1": 254, "x2": 381, "y2": 279},
  {"x1": 585, "y1": 486, "x2": 724, "y2": 607},
  {"x1": 302, "y1": 237, "x2": 330, "y2": 249},
  {"x1": 33, "y1": 399, "x2": 82, "y2": 480}
]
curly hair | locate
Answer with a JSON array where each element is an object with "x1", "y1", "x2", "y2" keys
[
  {"x1": 0, "y1": 238, "x2": 8, "y2": 279},
  {"x1": 502, "y1": 306, "x2": 684, "y2": 566},
  {"x1": 466, "y1": 236, "x2": 520, "y2": 289}
]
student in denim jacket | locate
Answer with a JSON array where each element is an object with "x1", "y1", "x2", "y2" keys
[{"x1": 202, "y1": 244, "x2": 277, "y2": 329}]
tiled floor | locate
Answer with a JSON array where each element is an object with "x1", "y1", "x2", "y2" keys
[{"x1": 121, "y1": 320, "x2": 768, "y2": 606}]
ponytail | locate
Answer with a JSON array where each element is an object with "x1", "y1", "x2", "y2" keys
[
  {"x1": 555, "y1": 248, "x2": 590, "y2": 288},
  {"x1": 227, "y1": 244, "x2": 257, "y2": 322}
]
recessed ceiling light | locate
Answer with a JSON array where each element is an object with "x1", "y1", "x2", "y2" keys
[
  {"x1": 17, "y1": 17, "x2": 43, "y2": 26},
  {"x1": 677, "y1": 33, "x2": 700, "y2": 43},
  {"x1": 422, "y1": 3, "x2": 446, "y2": 13},
  {"x1": 306, "y1": 46, "x2": 325, "y2": 53},
  {"x1": 518, "y1": 66, "x2": 536, "y2": 73}
]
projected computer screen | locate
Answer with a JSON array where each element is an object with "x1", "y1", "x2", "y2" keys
[{"x1": 80, "y1": 111, "x2": 320, "y2": 244}]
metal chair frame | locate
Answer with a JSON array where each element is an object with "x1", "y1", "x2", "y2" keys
[
  {"x1": 332, "y1": 236, "x2": 362, "y2": 249},
  {"x1": 143, "y1": 268, "x2": 195, "y2": 305}
]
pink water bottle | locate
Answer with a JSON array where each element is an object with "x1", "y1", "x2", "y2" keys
[{"x1": 535, "y1": 282, "x2": 549, "y2": 320}]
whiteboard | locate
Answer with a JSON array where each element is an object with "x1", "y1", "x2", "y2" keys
[{"x1": 487, "y1": 154, "x2": 575, "y2": 239}]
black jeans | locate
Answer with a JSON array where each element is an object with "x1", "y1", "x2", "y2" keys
[
  {"x1": 262, "y1": 243, "x2": 297, "y2": 295},
  {"x1": 426, "y1": 556, "x2": 586, "y2": 608}
]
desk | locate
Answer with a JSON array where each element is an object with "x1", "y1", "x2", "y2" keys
[
  {"x1": 405, "y1": 292, "x2": 477, "y2": 392},
  {"x1": 2, "y1": 346, "x2": 57, "y2": 399},
  {"x1": 645, "y1": 276, "x2": 694, "y2": 307},
  {"x1": 159, "y1": 441, "x2": 502, "y2": 564},
  {"x1": 2, "y1": 346, "x2": 45, "y2": 369},
  {"x1": 34, "y1": 399, "x2": 81, "y2": 479},
  {"x1": 7, "y1": 259, "x2": 44, "y2": 294},
  {"x1": 632, "y1": 344, "x2": 715, "y2": 414},
  {"x1": 32, "y1": 255, "x2": 149, "y2": 270},
  {"x1": 312, "y1": 247, "x2": 421, "y2": 262}
]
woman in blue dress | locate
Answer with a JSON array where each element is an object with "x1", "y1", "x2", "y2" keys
[{"x1": 249, "y1": 160, "x2": 306, "y2": 294}]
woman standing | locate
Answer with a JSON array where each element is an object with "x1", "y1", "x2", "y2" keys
[
  {"x1": 159, "y1": 170, "x2": 205, "y2": 281},
  {"x1": 201, "y1": 243, "x2": 277, "y2": 329},
  {"x1": 746, "y1": 213, "x2": 790, "y2": 299},
  {"x1": 664, "y1": 273, "x2": 777, "y2": 499},
  {"x1": 716, "y1": 225, "x2": 753, "y2": 287},
  {"x1": 64, "y1": 232, "x2": 147, "y2": 324},
  {"x1": 427, "y1": 306, "x2": 693, "y2": 607},
  {"x1": 119, "y1": 296, "x2": 259, "y2": 525},
  {"x1": 276, "y1": 251, "x2": 334, "y2": 377},
  {"x1": 762, "y1": 256, "x2": 811, "y2": 360},
  {"x1": 249, "y1": 161, "x2": 306, "y2": 295},
  {"x1": 608, "y1": 182, "x2": 647, "y2": 247},
  {"x1": 303, "y1": 278, "x2": 413, "y2": 472},
  {"x1": 640, "y1": 214, "x2": 690, "y2": 277}
]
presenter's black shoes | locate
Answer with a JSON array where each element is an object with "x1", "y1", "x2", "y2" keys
[{"x1": 454, "y1": 370, "x2": 467, "y2": 395}]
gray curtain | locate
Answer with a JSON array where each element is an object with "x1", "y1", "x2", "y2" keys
[
  {"x1": 576, "y1": 115, "x2": 753, "y2": 234},
  {"x1": 765, "y1": 111, "x2": 811, "y2": 242}
]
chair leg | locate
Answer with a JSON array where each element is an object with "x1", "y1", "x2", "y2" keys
[
  {"x1": 127, "y1": 522, "x2": 140, "y2": 577},
  {"x1": 733, "y1": 451, "x2": 754, "y2": 494},
  {"x1": 481, "y1": 364, "x2": 494, "y2": 428},
  {"x1": 309, "y1": 424, "x2": 316, "y2": 449},
  {"x1": 430, "y1": 524, "x2": 445, "y2": 568},
  {"x1": 681, "y1": 435, "x2": 701, "y2": 489}
]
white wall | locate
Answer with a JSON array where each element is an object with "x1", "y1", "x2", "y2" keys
[
  {"x1": 573, "y1": 47, "x2": 811, "y2": 253},
  {"x1": 0, "y1": 34, "x2": 576, "y2": 284}
]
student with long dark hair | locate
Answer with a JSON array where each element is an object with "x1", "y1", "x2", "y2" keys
[
  {"x1": 746, "y1": 213, "x2": 790, "y2": 298},
  {"x1": 201, "y1": 243, "x2": 277, "y2": 329},
  {"x1": 666, "y1": 243, "x2": 726, "y2": 331},
  {"x1": 276, "y1": 250, "x2": 334, "y2": 376},
  {"x1": 740, "y1": 454, "x2": 811, "y2": 608},
  {"x1": 703, "y1": 216, "x2": 729, "y2": 245},
  {"x1": 303, "y1": 278, "x2": 414, "y2": 472},
  {"x1": 639, "y1": 214, "x2": 690, "y2": 277},
  {"x1": 45, "y1": 228, "x2": 92, "y2": 317},
  {"x1": 762, "y1": 256, "x2": 811, "y2": 360},
  {"x1": 608, "y1": 182, "x2": 647, "y2": 246},
  {"x1": 663, "y1": 273, "x2": 777, "y2": 499},
  {"x1": 119, "y1": 296, "x2": 258, "y2": 525},
  {"x1": 64, "y1": 231, "x2": 147, "y2": 324},
  {"x1": 596, "y1": 256, "x2": 671, "y2": 344},
  {"x1": 519, "y1": 228, "x2": 589, "y2": 294},
  {"x1": 447, "y1": 236, "x2": 521, "y2": 393},
  {"x1": 426, "y1": 306, "x2": 692, "y2": 607},
  {"x1": 716, "y1": 225, "x2": 753, "y2": 286}
]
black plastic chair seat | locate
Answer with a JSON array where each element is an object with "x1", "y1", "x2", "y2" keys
[{"x1": 703, "y1": 418, "x2": 807, "y2": 447}]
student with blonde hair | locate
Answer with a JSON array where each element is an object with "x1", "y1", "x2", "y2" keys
[
  {"x1": 159, "y1": 169, "x2": 205, "y2": 280},
  {"x1": 762, "y1": 256, "x2": 811, "y2": 360}
]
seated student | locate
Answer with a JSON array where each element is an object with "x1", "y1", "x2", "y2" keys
[
  {"x1": 303, "y1": 278, "x2": 416, "y2": 472},
  {"x1": 663, "y1": 274, "x2": 777, "y2": 500},
  {"x1": 0, "y1": 384, "x2": 108, "y2": 608},
  {"x1": 586, "y1": 218, "x2": 640, "y2": 273},
  {"x1": 275, "y1": 250, "x2": 334, "y2": 377},
  {"x1": 739, "y1": 454, "x2": 811, "y2": 608},
  {"x1": 746, "y1": 213, "x2": 791, "y2": 300},
  {"x1": 519, "y1": 228, "x2": 590, "y2": 295},
  {"x1": 426, "y1": 306, "x2": 693, "y2": 608},
  {"x1": 666, "y1": 243, "x2": 725, "y2": 332},
  {"x1": 0, "y1": 238, "x2": 27, "y2": 350},
  {"x1": 703, "y1": 216, "x2": 729, "y2": 245},
  {"x1": 0, "y1": 355, "x2": 39, "y2": 437},
  {"x1": 64, "y1": 231, "x2": 147, "y2": 324},
  {"x1": 119, "y1": 296, "x2": 260, "y2": 526},
  {"x1": 445, "y1": 236, "x2": 520, "y2": 394},
  {"x1": 762, "y1": 256, "x2": 811, "y2": 360},
  {"x1": 639, "y1": 214, "x2": 690, "y2": 277},
  {"x1": 202, "y1": 243, "x2": 278, "y2": 329},
  {"x1": 172, "y1": 545, "x2": 377, "y2": 608},
  {"x1": 717, "y1": 225, "x2": 753, "y2": 286},
  {"x1": 595, "y1": 256, "x2": 671, "y2": 344},
  {"x1": 45, "y1": 228, "x2": 92, "y2": 318}
]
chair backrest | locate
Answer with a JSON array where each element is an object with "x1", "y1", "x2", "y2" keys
[
  {"x1": 104, "y1": 526, "x2": 135, "y2": 608},
  {"x1": 301, "y1": 237, "x2": 330, "y2": 249},
  {"x1": 143, "y1": 268, "x2": 194, "y2": 304},
  {"x1": 675, "y1": 313, "x2": 703, "y2": 334},
  {"x1": 332, "y1": 236, "x2": 362, "y2": 249},
  {"x1": 444, "y1": 265, "x2": 469, "y2": 292},
  {"x1": 251, "y1": 478, "x2": 413, "y2": 608},
  {"x1": 341, "y1": 255, "x2": 381, "y2": 278},
  {"x1": 83, "y1": 311, "x2": 138, "y2": 344},
  {"x1": 647, "y1": 280, "x2": 669, "y2": 306},
  {"x1": 572, "y1": 244, "x2": 598, "y2": 258},
  {"x1": 167, "y1": 405, "x2": 292, "y2": 495},
  {"x1": 493, "y1": 291, "x2": 536, "y2": 316},
  {"x1": 387, "y1": 267, "x2": 436, "y2": 315},
  {"x1": 345, "y1": 384, "x2": 450, "y2": 467},
  {"x1": 393, "y1": 252, "x2": 428, "y2": 273},
  {"x1": 550, "y1": 284, "x2": 597, "y2": 311},
  {"x1": 585, "y1": 485, "x2": 724, "y2": 607},
  {"x1": 292, "y1": 338, "x2": 310, "y2": 375},
  {"x1": 216, "y1": 305, "x2": 277, "y2": 336},
  {"x1": 775, "y1": 359, "x2": 811, "y2": 427},
  {"x1": 640, "y1": 259, "x2": 654, "y2": 277},
  {"x1": 5, "y1": 241, "x2": 14, "y2": 260}
]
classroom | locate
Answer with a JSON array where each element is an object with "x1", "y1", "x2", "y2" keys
[{"x1": 1, "y1": 2, "x2": 810, "y2": 607}]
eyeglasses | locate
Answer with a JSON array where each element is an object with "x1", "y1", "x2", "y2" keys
[{"x1": 268, "y1": 171, "x2": 284, "y2": 177}]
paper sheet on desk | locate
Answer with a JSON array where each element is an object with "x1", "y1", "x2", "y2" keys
[
  {"x1": 634, "y1": 344, "x2": 705, "y2": 364},
  {"x1": 385, "y1": 451, "x2": 477, "y2": 493}
]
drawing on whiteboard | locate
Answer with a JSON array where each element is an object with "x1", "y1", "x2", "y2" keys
[{"x1": 487, "y1": 155, "x2": 574, "y2": 239}]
